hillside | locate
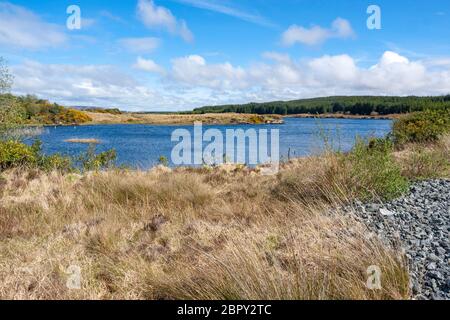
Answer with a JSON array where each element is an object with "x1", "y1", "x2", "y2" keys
[
  {"x1": 2, "y1": 94, "x2": 92, "y2": 125},
  {"x1": 193, "y1": 95, "x2": 450, "y2": 116}
]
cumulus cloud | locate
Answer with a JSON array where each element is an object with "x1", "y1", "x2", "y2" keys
[
  {"x1": 308, "y1": 54, "x2": 358, "y2": 83},
  {"x1": 160, "y1": 51, "x2": 450, "y2": 98},
  {"x1": 13, "y1": 60, "x2": 136, "y2": 96},
  {"x1": 281, "y1": 18, "x2": 355, "y2": 46},
  {"x1": 137, "y1": 0, "x2": 194, "y2": 42},
  {"x1": 0, "y1": 2, "x2": 66, "y2": 49},
  {"x1": 133, "y1": 57, "x2": 165, "y2": 74},
  {"x1": 170, "y1": 55, "x2": 247, "y2": 89},
  {"x1": 10, "y1": 52, "x2": 450, "y2": 111},
  {"x1": 118, "y1": 37, "x2": 161, "y2": 53},
  {"x1": 11, "y1": 60, "x2": 179, "y2": 111},
  {"x1": 362, "y1": 51, "x2": 429, "y2": 93}
]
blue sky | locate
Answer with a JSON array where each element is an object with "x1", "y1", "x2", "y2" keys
[{"x1": 1, "y1": 0, "x2": 449, "y2": 111}]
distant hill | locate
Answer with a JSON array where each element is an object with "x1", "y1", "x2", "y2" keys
[
  {"x1": 193, "y1": 95, "x2": 450, "y2": 116},
  {"x1": 71, "y1": 106, "x2": 102, "y2": 110},
  {"x1": 72, "y1": 106, "x2": 122, "y2": 115}
]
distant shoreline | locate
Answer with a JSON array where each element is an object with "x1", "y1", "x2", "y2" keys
[
  {"x1": 81, "y1": 112, "x2": 285, "y2": 126},
  {"x1": 30, "y1": 112, "x2": 398, "y2": 128},
  {"x1": 81, "y1": 111, "x2": 397, "y2": 126}
]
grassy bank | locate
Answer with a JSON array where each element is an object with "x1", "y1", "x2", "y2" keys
[
  {"x1": 84, "y1": 112, "x2": 283, "y2": 125},
  {"x1": 0, "y1": 110, "x2": 448, "y2": 300}
]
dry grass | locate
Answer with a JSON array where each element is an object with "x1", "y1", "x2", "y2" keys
[
  {"x1": 395, "y1": 134, "x2": 450, "y2": 180},
  {"x1": 84, "y1": 112, "x2": 283, "y2": 125},
  {"x1": 64, "y1": 139, "x2": 101, "y2": 144},
  {"x1": 0, "y1": 156, "x2": 410, "y2": 300}
]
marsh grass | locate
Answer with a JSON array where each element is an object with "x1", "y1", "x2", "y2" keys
[
  {"x1": 274, "y1": 137, "x2": 409, "y2": 204},
  {"x1": 0, "y1": 149, "x2": 412, "y2": 299},
  {"x1": 5, "y1": 121, "x2": 448, "y2": 300}
]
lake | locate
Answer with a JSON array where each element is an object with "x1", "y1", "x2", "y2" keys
[{"x1": 33, "y1": 117, "x2": 393, "y2": 169}]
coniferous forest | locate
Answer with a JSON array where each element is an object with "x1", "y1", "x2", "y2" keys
[{"x1": 193, "y1": 95, "x2": 450, "y2": 115}]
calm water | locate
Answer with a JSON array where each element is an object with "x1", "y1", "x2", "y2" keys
[{"x1": 32, "y1": 118, "x2": 392, "y2": 169}]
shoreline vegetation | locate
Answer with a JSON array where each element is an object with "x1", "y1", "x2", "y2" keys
[
  {"x1": 0, "y1": 108, "x2": 449, "y2": 300},
  {"x1": 3, "y1": 93, "x2": 450, "y2": 127}
]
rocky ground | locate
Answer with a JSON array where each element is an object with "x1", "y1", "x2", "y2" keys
[{"x1": 350, "y1": 180, "x2": 449, "y2": 300}]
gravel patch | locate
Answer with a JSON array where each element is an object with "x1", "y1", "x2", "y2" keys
[{"x1": 350, "y1": 180, "x2": 449, "y2": 300}]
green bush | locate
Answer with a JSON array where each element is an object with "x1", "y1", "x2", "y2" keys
[
  {"x1": 393, "y1": 109, "x2": 450, "y2": 145},
  {"x1": 31, "y1": 140, "x2": 73, "y2": 172},
  {"x1": 77, "y1": 144, "x2": 117, "y2": 171},
  {"x1": 0, "y1": 139, "x2": 117, "y2": 172},
  {"x1": 367, "y1": 137, "x2": 394, "y2": 152},
  {"x1": 345, "y1": 138, "x2": 410, "y2": 201},
  {"x1": 0, "y1": 140, "x2": 37, "y2": 170}
]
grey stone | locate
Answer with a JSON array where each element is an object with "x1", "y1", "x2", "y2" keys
[{"x1": 345, "y1": 179, "x2": 450, "y2": 300}]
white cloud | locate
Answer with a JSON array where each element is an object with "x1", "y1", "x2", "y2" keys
[
  {"x1": 0, "y1": 2, "x2": 66, "y2": 49},
  {"x1": 281, "y1": 18, "x2": 355, "y2": 46},
  {"x1": 423, "y1": 57, "x2": 450, "y2": 68},
  {"x1": 170, "y1": 55, "x2": 247, "y2": 89},
  {"x1": 308, "y1": 54, "x2": 358, "y2": 83},
  {"x1": 11, "y1": 59, "x2": 182, "y2": 111},
  {"x1": 331, "y1": 18, "x2": 354, "y2": 38},
  {"x1": 362, "y1": 51, "x2": 429, "y2": 93},
  {"x1": 161, "y1": 51, "x2": 450, "y2": 99},
  {"x1": 10, "y1": 52, "x2": 450, "y2": 111},
  {"x1": 133, "y1": 57, "x2": 165, "y2": 74},
  {"x1": 137, "y1": 0, "x2": 194, "y2": 42},
  {"x1": 118, "y1": 37, "x2": 161, "y2": 53},
  {"x1": 378, "y1": 51, "x2": 410, "y2": 65}
]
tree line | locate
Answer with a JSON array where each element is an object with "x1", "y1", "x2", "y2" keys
[{"x1": 193, "y1": 96, "x2": 450, "y2": 116}]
